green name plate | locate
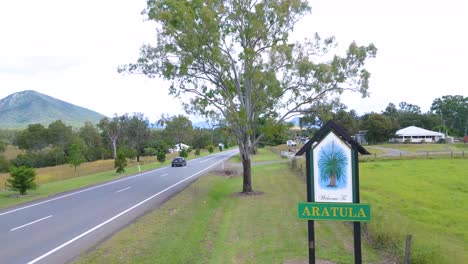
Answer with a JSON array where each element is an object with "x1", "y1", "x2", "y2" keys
[{"x1": 298, "y1": 202, "x2": 370, "y2": 222}]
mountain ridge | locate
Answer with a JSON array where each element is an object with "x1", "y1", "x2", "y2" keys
[{"x1": 0, "y1": 90, "x2": 106, "y2": 129}]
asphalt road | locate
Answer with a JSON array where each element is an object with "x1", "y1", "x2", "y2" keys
[{"x1": 0, "y1": 150, "x2": 237, "y2": 264}]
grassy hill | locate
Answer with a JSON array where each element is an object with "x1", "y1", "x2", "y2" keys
[{"x1": 0, "y1": 90, "x2": 106, "y2": 128}]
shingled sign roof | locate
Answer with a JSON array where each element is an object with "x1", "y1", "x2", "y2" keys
[{"x1": 296, "y1": 120, "x2": 370, "y2": 156}]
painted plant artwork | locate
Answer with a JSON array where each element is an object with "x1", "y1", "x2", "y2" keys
[{"x1": 318, "y1": 141, "x2": 348, "y2": 188}]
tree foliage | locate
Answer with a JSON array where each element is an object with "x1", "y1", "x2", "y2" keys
[
  {"x1": 430, "y1": 95, "x2": 467, "y2": 136},
  {"x1": 159, "y1": 115, "x2": 193, "y2": 147},
  {"x1": 7, "y1": 166, "x2": 37, "y2": 195},
  {"x1": 68, "y1": 143, "x2": 85, "y2": 176},
  {"x1": 156, "y1": 150, "x2": 166, "y2": 163},
  {"x1": 121, "y1": 0, "x2": 376, "y2": 192},
  {"x1": 114, "y1": 151, "x2": 127, "y2": 173},
  {"x1": 360, "y1": 113, "x2": 399, "y2": 144},
  {"x1": 121, "y1": 113, "x2": 150, "y2": 162},
  {"x1": 98, "y1": 116, "x2": 122, "y2": 159}
]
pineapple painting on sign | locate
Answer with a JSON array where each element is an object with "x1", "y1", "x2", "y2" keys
[{"x1": 313, "y1": 132, "x2": 353, "y2": 203}]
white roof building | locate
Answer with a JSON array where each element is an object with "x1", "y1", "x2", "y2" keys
[{"x1": 392, "y1": 126, "x2": 445, "y2": 143}]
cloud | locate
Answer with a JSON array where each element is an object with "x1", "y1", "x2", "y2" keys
[{"x1": 0, "y1": 56, "x2": 80, "y2": 75}]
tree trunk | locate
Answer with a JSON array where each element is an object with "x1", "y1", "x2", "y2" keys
[
  {"x1": 137, "y1": 154, "x2": 140, "y2": 162},
  {"x1": 328, "y1": 175, "x2": 337, "y2": 187},
  {"x1": 112, "y1": 139, "x2": 117, "y2": 159},
  {"x1": 239, "y1": 140, "x2": 253, "y2": 193},
  {"x1": 241, "y1": 152, "x2": 252, "y2": 193}
]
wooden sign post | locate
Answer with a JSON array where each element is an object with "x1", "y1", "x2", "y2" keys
[{"x1": 296, "y1": 120, "x2": 371, "y2": 264}]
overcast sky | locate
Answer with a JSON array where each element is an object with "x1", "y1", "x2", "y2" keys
[{"x1": 0, "y1": 0, "x2": 467, "y2": 124}]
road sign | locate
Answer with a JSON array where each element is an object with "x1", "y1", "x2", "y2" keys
[{"x1": 298, "y1": 202, "x2": 370, "y2": 222}]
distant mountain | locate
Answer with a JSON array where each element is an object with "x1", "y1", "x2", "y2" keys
[
  {"x1": 0, "y1": 90, "x2": 106, "y2": 129},
  {"x1": 287, "y1": 117, "x2": 301, "y2": 126},
  {"x1": 193, "y1": 121, "x2": 211, "y2": 129}
]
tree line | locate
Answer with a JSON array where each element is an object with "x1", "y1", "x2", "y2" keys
[
  {"x1": 0, "y1": 113, "x2": 235, "y2": 172},
  {"x1": 299, "y1": 95, "x2": 467, "y2": 144}
]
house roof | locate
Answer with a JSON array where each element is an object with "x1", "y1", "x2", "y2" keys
[
  {"x1": 395, "y1": 126, "x2": 444, "y2": 137},
  {"x1": 296, "y1": 120, "x2": 370, "y2": 156}
]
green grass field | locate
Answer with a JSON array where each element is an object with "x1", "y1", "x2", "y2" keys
[
  {"x1": 371, "y1": 143, "x2": 468, "y2": 153},
  {"x1": 360, "y1": 159, "x2": 467, "y2": 264},
  {"x1": 75, "y1": 156, "x2": 380, "y2": 264}
]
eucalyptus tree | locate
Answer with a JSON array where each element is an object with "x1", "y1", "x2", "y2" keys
[
  {"x1": 120, "y1": 0, "x2": 377, "y2": 193},
  {"x1": 158, "y1": 115, "x2": 193, "y2": 149},
  {"x1": 98, "y1": 116, "x2": 122, "y2": 159},
  {"x1": 431, "y1": 95, "x2": 468, "y2": 136},
  {"x1": 122, "y1": 113, "x2": 151, "y2": 162}
]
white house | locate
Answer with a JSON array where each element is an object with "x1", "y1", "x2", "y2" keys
[
  {"x1": 171, "y1": 143, "x2": 191, "y2": 153},
  {"x1": 392, "y1": 126, "x2": 445, "y2": 143}
]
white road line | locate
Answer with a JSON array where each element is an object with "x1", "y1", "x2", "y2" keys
[
  {"x1": 160, "y1": 173, "x2": 169, "y2": 177},
  {"x1": 26, "y1": 151, "x2": 237, "y2": 264},
  {"x1": 115, "y1": 187, "x2": 131, "y2": 193},
  {"x1": 200, "y1": 156, "x2": 217, "y2": 163},
  {"x1": 10, "y1": 215, "x2": 53, "y2": 232},
  {"x1": 0, "y1": 167, "x2": 166, "y2": 217}
]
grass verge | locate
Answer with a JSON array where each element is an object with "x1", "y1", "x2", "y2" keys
[{"x1": 75, "y1": 153, "x2": 381, "y2": 264}]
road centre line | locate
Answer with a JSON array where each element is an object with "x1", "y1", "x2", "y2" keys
[
  {"x1": 160, "y1": 173, "x2": 169, "y2": 177},
  {"x1": 10, "y1": 215, "x2": 53, "y2": 232},
  {"x1": 26, "y1": 151, "x2": 237, "y2": 264},
  {"x1": 200, "y1": 156, "x2": 217, "y2": 163},
  {"x1": 115, "y1": 187, "x2": 131, "y2": 193},
  {"x1": 0, "y1": 167, "x2": 166, "y2": 217}
]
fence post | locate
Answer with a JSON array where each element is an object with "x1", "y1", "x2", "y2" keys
[
  {"x1": 404, "y1": 234, "x2": 412, "y2": 264},
  {"x1": 400, "y1": 152, "x2": 402, "y2": 158},
  {"x1": 451, "y1": 152, "x2": 453, "y2": 159}
]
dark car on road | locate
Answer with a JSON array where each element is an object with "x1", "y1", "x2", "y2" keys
[{"x1": 171, "y1": 157, "x2": 187, "y2": 167}]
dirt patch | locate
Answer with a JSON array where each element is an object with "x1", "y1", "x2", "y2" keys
[
  {"x1": 232, "y1": 191, "x2": 265, "y2": 197},
  {"x1": 211, "y1": 168, "x2": 242, "y2": 178},
  {"x1": 284, "y1": 259, "x2": 336, "y2": 264}
]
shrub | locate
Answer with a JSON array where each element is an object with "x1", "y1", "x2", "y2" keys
[
  {"x1": 404, "y1": 138, "x2": 411, "y2": 144},
  {"x1": 157, "y1": 150, "x2": 166, "y2": 163},
  {"x1": 207, "y1": 145, "x2": 214, "y2": 154},
  {"x1": 179, "y1": 148, "x2": 188, "y2": 158},
  {"x1": 195, "y1": 149, "x2": 201, "y2": 156},
  {"x1": 143, "y1": 147, "x2": 157, "y2": 156},
  {"x1": 7, "y1": 166, "x2": 37, "y2": 195},
  {"x1": 437, "y1": 138, "x2": 446, "y2": 144},
  {"x1": 114, "y1": 151, "x2": 127, "y2": 173}
]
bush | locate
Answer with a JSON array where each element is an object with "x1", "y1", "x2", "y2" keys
[
  {"x1": 207, "y1": 145, "x2": 214, "y2": 154},
  {"x1": 13, "y1": 150, "x2": 66, "y2": 168},
  {"x1": 195, "y1": 149, "x2": 201, "y2": 156},
  {"x1": 404, "y1": 138, "x2": 411, "y2": 144},
  {"x1": 114, "y1": 151, "x2": 127, "y2": 173},
  {"x1": 0, "y1": 155, "x2": 11, "y2": 172},
  {"x1": 179, "y1": 148, "x2": 188, "y2": 158},
  {"x1": 143, "y1": 147, "x2": 157, "y2": 156},
  {"x1": 7, "y1": 166, "x2": 37, "y2": 195},
  {"x1": 437, "y1": 138, "x2": 446, "y2": 144},
  {"x1": 157, "y1": 150, "x2": 166, "y2": 163}
]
